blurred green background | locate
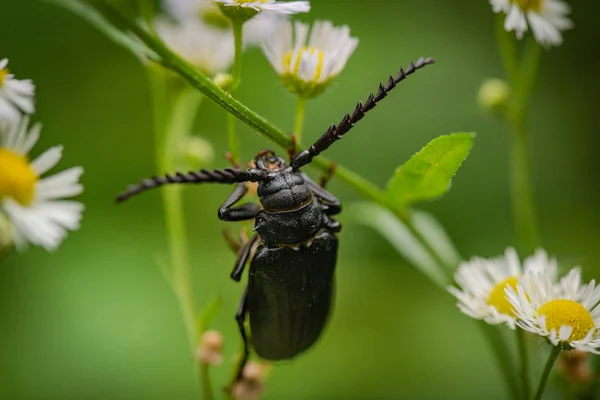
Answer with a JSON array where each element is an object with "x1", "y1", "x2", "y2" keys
[{"x1": 1, "y1": 0, "x2": 600, "y2": 399}]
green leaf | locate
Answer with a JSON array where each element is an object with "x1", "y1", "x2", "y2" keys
[
  {"x1": 386, "y1": 133, "x2": 475, "y2": 211},
  {"x1": 198, "y1": 296, "x2": 222, "y2": 333},
  {"x1": 346, "y1": 201, "x2": 449, "y2": 289},
  {"x1": 44, "y1": 0, "x2": 155, "y2": 60}
]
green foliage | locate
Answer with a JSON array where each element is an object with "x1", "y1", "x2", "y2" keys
[
  {"x1": 386, "y1": 133, "x2": 475, "y2": 212},
  {"x1": 347, "y1": 202, "x2": 449, "y2": 289},
  {"x1": 45, "y1": 0, "x2": 155, "y2": 60}
]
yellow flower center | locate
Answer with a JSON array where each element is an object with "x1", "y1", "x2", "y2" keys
[
  {"x1": 282, "y1": 47, "x2": 325, "y2": 81},
  {"x1": 514, "y1": 0, "x2": 542, "y2": 12},
  {"x1": 487, "y1": 276, "x2": 519, "y2": 315},
  {"x1": 538, "y1": 300, "x2": 596, "y2": 341},
  {"x1": 0, "y1": 67, "x2": 9, "y2": 87},
  {"x1": 0, "y1": 148, "x2": 38, "y2": 206}
]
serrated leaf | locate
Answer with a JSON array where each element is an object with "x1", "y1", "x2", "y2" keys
[
  {"x1": 346, "y1": 201, "x2": 449, "y2": 289},
  {"x1": 386, "y1": 133, "x2": 475, "y2": 211},
  {"x1": 45, "y1": 0, "x2": 155, "y2": 60}
]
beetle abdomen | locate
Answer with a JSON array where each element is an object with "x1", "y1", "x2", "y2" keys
[{"x1": 247, "y1": 230, "x2": 338, "y2": 360}]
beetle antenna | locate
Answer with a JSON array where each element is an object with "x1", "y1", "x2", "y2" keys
[
  {"x1": 290, "y1": 57, "x2": 435, "y2": 170},
  {"x1": 116, "y1": 168, "x2": 268, "y2": 203}
]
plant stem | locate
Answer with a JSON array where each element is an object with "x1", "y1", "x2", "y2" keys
[
  {"x1": 533, "y1": 346, "x2": 561, "y2": 400},
  {"x1": 227, "y1": 21, "x2": 244, "y2": 165},
  {"x1": 496, "y1": 20, "x2": 541, "y2": 255},
  {"x1": 509, "y1": 116, "x2": 539, "y2": 255},
  {"x1": 201, "y1": 363, "x2": 215, "y2": 400},
  {"x1": 517, "y1": 328, "x2": 531, "y2": 399},
  {"x1": 478, "y1": 322, "x2": 521, "y2": 400},
  {"x1": 495, "y1": 14, "x2": 519, "y2": 87},
  {"x1": 148, "y1": 67, "x2": 201, "y2": 394},
  {"x1": 294, "y1": 96, "x2": 307, "y2": 142}
]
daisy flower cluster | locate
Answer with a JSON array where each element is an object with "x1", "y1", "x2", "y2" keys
[
  {"x1": 450, "y1": 248, "x2": 600, "y2": 354},
  {"x1": 157, "y1": 0, "x2": 357, "y2": 100},
  {"x1": 156, "y1": 0, "x2": 310, "y2": 78},
  {"x1": 0, "y1": 58, "x2": 83, "y2": 252}
]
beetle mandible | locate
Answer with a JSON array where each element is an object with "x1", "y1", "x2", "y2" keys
[{"x1": 116, "y1": 57, "x2": 435, "y2": 380}]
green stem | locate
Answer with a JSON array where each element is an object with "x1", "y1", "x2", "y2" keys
[
  {"x1": 517, "y1": 328, "x2": 531, "y2": 399},
  {"x1": 231, "y1": 22, "x2": 243, "y2": 91},
  {"x1": 509, "y1": 116, "x2": 539, "y2": 254},
  {"x1": 148, "y1": 67, "x2": 202, "y2": 394},
  {"x1": 478, "y1": 322, "x2": 521, "y2": 400},
  {"x1": 533, "y1": 346, "x2": 561, "y2": 400},
  {"x1": 227, "y1": 21, "x2": 244, "y2": 165},
  {"x1": 496, "y1": 18, "x2": 541, "y2": 255},
  {"x1": 201, "y1": 363, "x2": 214, "y2": 400},
  {"x1": 495, "y1": 14, "x2": 519, "y2": 87},
  {"x1": 294, "y1": 97, "x2": 307, "y2": 143}
]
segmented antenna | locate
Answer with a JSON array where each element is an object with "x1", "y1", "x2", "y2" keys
[
  {"x1": 116, "y1": 168, "x2": 267, "y2": 203},
  {"x1": 291, "y1": 57, "x2": 435, "y2": 170}
]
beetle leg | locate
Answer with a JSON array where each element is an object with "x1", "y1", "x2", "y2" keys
[
  {"x1": 301, "y1": 173, "x2": 342, "y2": 216},
  {"x1": 234, "y1": 288, "x2": 250, "y2": 381},
  {"x1": 219, "y1": 183, "x2": 261, "y2": 221},
  {"x1": 230, "y1": 234, "x2": 260, "y2": 282},
  {"x1": 318, "y1": 162, "x2": 337, "y2": 189}
]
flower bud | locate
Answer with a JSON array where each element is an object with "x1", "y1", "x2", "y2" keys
[
  {"x1": 478, "y1": 78, "x2": 510, "y2": 111},
  {"x1": 559, "y1": 349, "x2": 593, "y2": 384},
  {"x1": 181, "y1": 136, "x2": 215, "y2": 170},
  {"x1": 213, "y1": 72, "x2": 234, "y2": 91},
  {"x1": 231, "y1": 361, "x2": 269, "y2": 400},
  {"x1": 218, "y1": 3, "x2": 260, "y2": 24},
  {"x1": 196, "y1": 330, "x2": 224, "y2": 366}
]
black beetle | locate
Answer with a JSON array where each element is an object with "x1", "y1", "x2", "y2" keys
[{"x1": 116, "y1": 57, "x2": 434, "y2": 379}]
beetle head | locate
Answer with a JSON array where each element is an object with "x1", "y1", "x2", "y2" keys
[{"x1": 254, "y1": 150, "x2": 287, "y2": 172}]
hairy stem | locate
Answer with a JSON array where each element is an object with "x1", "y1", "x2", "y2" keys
[{"x1": 533, "y1": 346, "x2": 560, "y2": 400}]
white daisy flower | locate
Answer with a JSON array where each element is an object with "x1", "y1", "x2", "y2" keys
[
  {"x1": 262, "y1": 19, "x2": 359, "y2": 98},
  {"x1": 449, "y1": 248, "x2": 557, "y2": 329},
  {"x1": 214, "y1": 0, "x2": 310, "y2": 15},
  {"x1": 507, "y1": 268, "x2": 600, "y2": 353},
  {"x1": 0, "y1": 59, "x2": 35, "y2": 123},
  {"x1": 490, "y1": 0, "x2": 573, "y2": 47},
  {"x1": 156, "y1": 17, "x2": 236, "y2": 77},
  {"x1": 163, "y1": 0, "x2": 281, "y2": 46},
  {"x1": 0, "y1": 116, "x2": 84, "y2": 251}
]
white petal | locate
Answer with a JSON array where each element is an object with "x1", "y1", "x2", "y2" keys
[
  {"x1": 31, "y1": 146, "x2": 63, "y2": 175},
  {"x1": 505, "y1": 6, "x2": 528, "y2": 39},
  {"x1": 36, "y1": 166, "x2": 84, "y2": 201},
  {"x1": 559, "y1": 325, "x2": 572, "y2": 341}
]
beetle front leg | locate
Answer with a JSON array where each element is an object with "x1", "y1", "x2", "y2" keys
[
  {"x1": 219, "y1": 183, "x2": 261, "y2": 221},
  {"x1": 230, "y1": 234, "x2": 260, "y2": 282},
  {"x1": 234, "y1": 288, "x2": 250, "y2": 382}
]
